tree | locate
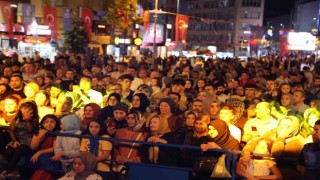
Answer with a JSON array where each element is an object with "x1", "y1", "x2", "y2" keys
[
  {"x1": 63, "y1": 20, "x2": 89, "y2": 53},
  {"x1": 104, "y1": 0, "x2": 142, "y2": 32}
]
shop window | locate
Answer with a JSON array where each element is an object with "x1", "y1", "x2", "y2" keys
[{"x1": 241, "y1": 11, "x2": 260, "y2": 19}]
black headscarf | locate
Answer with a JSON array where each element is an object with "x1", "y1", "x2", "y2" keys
[{"x1": 131, "y1": 93, "x2": 150, "y2": 113}]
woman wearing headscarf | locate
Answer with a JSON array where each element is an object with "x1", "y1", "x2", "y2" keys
[
  {"x1": 52, "y1": 113, "x2": 81, "y2": 172},
  {"x1": 140, "y1": 115, "x2": 179, "y2": 166},
  {"x1": 113, "y1": 110, "x2": 148, "y2": 171},
  {"x1": 130, "y1": 93, "x2": 150, "y2": 118},
  {"x1": 58, "y1": 152, "x2": 102, "y2": 180},
  {"x1": 181, "y1": 115, "x2": 239, "y2": 168},
  {"x1": 81, "y1": 103, "x2": 101, "y2": 130},
  {"x1": 209, "y1": 119, "x2": 240, "y2": 151},
  {"x1": 100, "y1": 93, "x2": 121, "y2": 121},
  {"x1": 158, "y1": 98, "x2": 183, "y2": 133}
]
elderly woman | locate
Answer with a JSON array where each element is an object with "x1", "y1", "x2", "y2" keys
[
  {"x1": 158, "y1": 98, "x2": 183, "y2": 133},
  {"x1": 58, "y1": 152, "x2": 102, "y2": 180}
]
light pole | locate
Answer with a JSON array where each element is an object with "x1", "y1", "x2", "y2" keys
[{"x1": 152, "y1": 0, "x2": 158, "y2": 70}]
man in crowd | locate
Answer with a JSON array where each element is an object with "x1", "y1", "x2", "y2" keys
[{"x1": 297, "y1": 119, "x2": 320, "y2": 180}]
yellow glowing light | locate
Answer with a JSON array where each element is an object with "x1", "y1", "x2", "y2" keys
[{"x1": 134, "y1": 38, "x2": 142, "y2": 46}]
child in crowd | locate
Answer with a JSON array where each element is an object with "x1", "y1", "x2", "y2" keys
[
  {"x1": 52, "y1": 113, "x2": 81, "y2": 172},
  {"x1": 236, "y1": 138, "x2": 282, "y2": 180},
  {"x1": 80, "y1": 120, "x2": 112, "y2": 172},
  {"x1": 2, "y1": 101, "x2": 39, "y2": 178},
  {"x1": 30, "y1": 114, "x2": 61, "y2": 180}
]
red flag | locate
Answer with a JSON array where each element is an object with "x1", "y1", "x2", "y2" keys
[
  {"x1": 143, "y1": 11, "x2": 150, "y2": 31},
  {"x1": 43, "y1": 6, "x2": 57, "y2": 41},
  {"x1": 0, "y1": 2, "x2": 14, "y2": 38},
  {"x1": 175, "y1": 14, "x2": 189, "y2": 44},
  {"x1": 82, "y1": 9, "x2": 93, "y2": 42}
]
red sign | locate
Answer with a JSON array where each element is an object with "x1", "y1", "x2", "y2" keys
[
  {"x1": 43, "y1": 6, "x2": 57, "y2": 41},
  {"x1": 82, "y1": 9, "x2": 92, "y2": 42},
  {"x1": 0, "y1": 2, "x2": 14, "y2": 37}
]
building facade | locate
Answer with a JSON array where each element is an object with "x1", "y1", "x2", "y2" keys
[
  {"x1": 182, "y1": 0, "x2": 265, "y2": 56},
  {"x1": 293, "y1": 0, "x2": 319, "y2": 33}
]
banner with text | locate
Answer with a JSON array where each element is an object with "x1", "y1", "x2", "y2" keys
[
  {"x1": 63, "y1": 8, "x2": 72, "y2": 32},
  {"x1": 21, "y1": 3, "x2": 35, "y2": 34}
]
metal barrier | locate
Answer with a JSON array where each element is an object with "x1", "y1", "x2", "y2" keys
[{"x1": 0, "y1": 130, "x2": 239, "y2": 180}]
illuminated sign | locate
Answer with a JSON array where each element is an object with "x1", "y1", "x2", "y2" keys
[
  {"x1": 143, "y1": 23, "x2": 164, "y2": 43},
  {"x1": 287, "y1": 32, "x2": 316, "y2": 51},
  {"x1": 26, "y1": 25, "x2": 51, "y2": 36}
]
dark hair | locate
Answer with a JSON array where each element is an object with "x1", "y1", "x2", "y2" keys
[
  {"x1": 315, "y1": 119, "x2": 320, "y2": 126},
  {"x1": 35, "y1": 90, "x2": 50, "y2": 106},
  {"x1": 11, "y1": 73, "x2": 23, "y2": 81},
  {"x1": 40, "y1": 114, "x2": 61, "y2": 132},
  {"x1": 220, "y1": 104, "x2": 235, "y2": 115},
  {"x1": 84, "y1": 120, "x2": 106, "y2": 136},
  {"x1": 151, "y1": 77, "x2": 162, "y2": 88},
  {"x1": 17, "y1": 101, "x2": 39, "y2": 122},
  {"x1": 168, "y1": 91, "x2": 181, "y2": 101}
]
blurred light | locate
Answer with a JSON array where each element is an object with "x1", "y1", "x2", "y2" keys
[
  {"x1": 166, "y1": 24, "x2": 172, "y2": 29},
  {"x1": 98, "y1": 25, "x2": 105, "y2": 28},
  {"x1": 134, "y1": 38, "x2": 142, "y2": 46},
  {"x1": 11, "y1": 4, "x2": 17, "y2": 8}
]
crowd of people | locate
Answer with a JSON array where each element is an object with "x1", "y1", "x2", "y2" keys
[{"x1": 0, "y1": 51, "x2": 319, "y2": 179}]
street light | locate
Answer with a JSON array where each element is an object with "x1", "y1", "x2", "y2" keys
[{"x1": 152, "y1": 0, "x2": 158, "y2": 70}]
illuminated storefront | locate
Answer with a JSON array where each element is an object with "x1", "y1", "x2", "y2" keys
[{"x1": 18, "y1": 23, "x2": 56, "y2": 60}]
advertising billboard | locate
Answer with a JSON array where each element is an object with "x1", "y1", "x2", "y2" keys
[
  {"x1": 287, "y1": 32, "x2": 316, "y2": 51},
  {"x1": 143, "y1": 23, "x2": 164, "y2": 43}
]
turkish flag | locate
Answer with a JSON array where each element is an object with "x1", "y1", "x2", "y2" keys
[
  {"x1": 82, "y1": 9, "x2": 93, "y2": 42},
  {"x1": 0, "y1": 1, "x2": 14, "y2": 38},
  {"x1": 175, "y1": 14, "x2": 189, "y2": 44},
  {"x1": 43, "y1": 6, "x2": 57, "y2": 41}
]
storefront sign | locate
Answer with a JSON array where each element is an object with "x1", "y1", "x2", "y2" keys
[
  {"x1": 23, "y1": 36, "x2": 50, "y2": 44},
  {"x1": 26, "y1": 25, "x2": 51, "y2": 36}
]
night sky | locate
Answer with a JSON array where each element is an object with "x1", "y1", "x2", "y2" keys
[{"x1": 264, "y1": 0, "x2": 297, "y2": 18}]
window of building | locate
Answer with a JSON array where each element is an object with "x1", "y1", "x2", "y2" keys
[
  {"x1": 242, "y1": 0, "x2": 261, "y2": 7},
  {"x1": 240, "y1": 11, "x2": 260, "y2": 19},
  {"x1": 195, "y1": 24, "x2": 202, "y2": 30},
  {"x1": 201, "y1": 35, "x2": 207, "y2": 41},
  {"x1": 239, "y1": 23, "x2": 256, "y2": 30}
]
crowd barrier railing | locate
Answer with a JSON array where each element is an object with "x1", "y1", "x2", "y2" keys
[{"x1": 0, "y1": 129, "x2": 265, "y2": 180}]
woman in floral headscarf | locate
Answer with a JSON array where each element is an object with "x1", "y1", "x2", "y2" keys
[{"x1": 113, "y1": 110, "x2": 148, "y2": 171}]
